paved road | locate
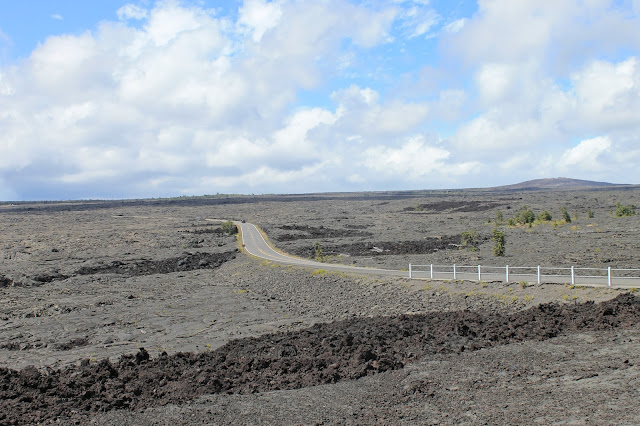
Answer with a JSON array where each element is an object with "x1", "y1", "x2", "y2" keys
[
  {"x1": 237, "y1": 221, "x2": 406, "y2": 278},
  {"x1": 236, "y1": 221, "x2": 638, "y2": 288}
]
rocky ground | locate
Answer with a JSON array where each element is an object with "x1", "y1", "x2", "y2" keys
[{"x1": 1, "y1": 188, "x2": 639, "y2": 424}]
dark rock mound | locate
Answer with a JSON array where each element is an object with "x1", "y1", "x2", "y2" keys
[
  {"x1": 274, "y1": 224, "x2": 373, "y2": 241},
  {"x1": 293, "y1": 236, "x2": 465, "y2": 257},
  {"x1": 1, "y1": 294, "x2": 638, "y2": 425},
  {"x1": 0, "y1": 275, "x2": 14, "y2": 288},
  {"x1": 76, "y1": 251, "x2": 237, "y2": 277},
  {"x1": 404, "y1": 201, "x2": 503, "y2": 213}
]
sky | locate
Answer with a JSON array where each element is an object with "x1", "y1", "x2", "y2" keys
[{"x1": 1, "y1": 0, "x2": 640, "y2": 200}]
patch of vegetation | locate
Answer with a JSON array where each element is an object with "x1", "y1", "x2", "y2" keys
[
  {"x1": 313, "y1": 241, "x2": 324, "y2": 262},
  {"x1": 460, "y1": 230, "x2": 479, "y2": 251},
  {"x1": 536, "y1": 211, "x2": 552, "y2": 222},
  {"x1": 587, "y1": 208, "x2": 595, "y2": 218},
  {"x1": 514, "y1": 206, "x2": 535, "y2": 225},
  {"x1": 561, "y1": 207, "x2": 571, "y2": 223},
  {"x1": 492, "y1": 227, "x2": 505, "y2": 257},
  {"x1": 615, "y1": 202, "x2": 636, "y2": 217},
  {"x1": 221, "y1": 220, "x2": 238, "y2": 235},
  {"x1": 312, "y1": 269, "x2": 328, "y2": 276}
]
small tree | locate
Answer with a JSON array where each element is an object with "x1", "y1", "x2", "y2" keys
[
  {"x1": 313, "y1": 241, "x2": 324, "y2": 262},
  {"x1": 515, "y1": 206, "x2": 535, "y2": 225},
  {"x1": 496, "y1": 210, "x2": 504, "y2": 223},
  {"x1": 587, "y1": 208, "x2": 595, "y2": 218},
  {"x1": 221, "y1": 220, "x2": 237, "y2": 235},
  {"x1": 492, "y1": 228, "x2": 505, "y2": 256},
  {"x1": 561, "y1": 207, "x2": 571, "y2": 223},
  {"x1": 536, "y1": 210, "x2": 552, "y2": 222}
]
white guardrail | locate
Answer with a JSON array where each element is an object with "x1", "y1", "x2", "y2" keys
[{"x1": 408, "y1": 264, "x2": 640, "y2": 288}]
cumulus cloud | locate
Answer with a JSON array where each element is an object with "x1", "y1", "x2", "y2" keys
[
  {"x1": 559, "y1": 136, "x2": 612, "y2": 171},
  {"x1": 571, "y1": 57, "x2": 640, "y2": 130},
  {"x1": 444, "y1": 0, "x2": 640, "y2": 70},
  {"x1": 1, "y1": 0, "x2": 640, "y2": 199},
  {"x1": 362, "y1": 135, "x2": 479, "y2": 182},
  {"x1": 399, "y1": 5, "x2": 440, "y2": 38},
  {"x1": 331, "y1": 85, "x2": 429, "y2": 136},
  {"x1": 117, "y1": 4, "x2": 149, "y2": 21},
  {"x1": 0, "y1": 0, "x2": 413, "y2": 198},
  {"x1": 237, "y1": 0, "x2": 283, "y2": 42},
  {"x1": 444, "y1": 18, "x2": 466, "y2": 33}
]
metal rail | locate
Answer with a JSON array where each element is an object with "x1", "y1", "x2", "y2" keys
[{"x1": 408, "y1": 263, "x2": 640, "y2": 288}]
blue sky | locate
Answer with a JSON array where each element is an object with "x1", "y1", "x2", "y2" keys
[{"x1": 1, "y1": 0, "x2": 639, "y2": 200}]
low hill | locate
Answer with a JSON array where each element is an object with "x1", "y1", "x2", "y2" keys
[{"x1": 490, "y1": 177, "x2": 629, "y2": 191}]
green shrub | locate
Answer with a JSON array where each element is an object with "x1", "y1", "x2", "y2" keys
[
  {"x1": 615, "y1": 202, "x2": 636, "y2": 217},
  {"x1": 561, "y1": 207, "x2": 571, "y2": 223},
  {"x1": 515, "y1": 206, "x2": 535, "y2": 225},
  {"x1": 221, "y1": 220, "x2": 238, "y2": 235},
  {"x1": 461, "y1": 231, "x2": 479, "y2": 251},
  {"x1": 536, "y1": 210, "x2": 552, "y2": 222},
  {"x1": 492, "y1": 228, "x2": 505, "y2": 256},
  {"x1": 313, "y1": 241, "x2": 324, "y2": 262},
  {"x1": 587, "y1": 208, "x2": 595, "y2": 218}
]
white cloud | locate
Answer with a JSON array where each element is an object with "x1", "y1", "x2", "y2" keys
[
  {"x1": 0, "y1": 0, "x2": 409, "y2": 198},
  {"x1": 362, "y1": 135, "x2": 479, "y2": 180},
  {"x1": 2, "y1": 0, "x2": 640, "y2": 199},
  {"x1": 474, "y1": 62, "x2": 519, "y2": 104},
  {"x1": 332, "y1": 85, "x2": 429, "y2": 136},
  {"x1": 559, "y1": 136, "x2": 612, "y2": 171},
  {"x1": 451, "y1": 52, "x2": 640, "y2": 166},
  {"x1": 400, "y1": 6, "x2": 439, "y2": 38},
  {"x1": 452, "y1": 116, "x2": 545, "y2": 153},
  {"x1": 571, "y1": 57, "x2": 640, "y2": 130},
  {"x1": 444, "y1": 0, "x2": 640, "y2": 69},
  {"x1": 117, "y1": 4, "x2": 149, "y2": 21},
  {"x1": 238, "y1": 0, "x2": 283, "y2": 42},
  {"x1": 144, "y1": 1, "x2": 209, "y2": 46},
  {"x1": 51, "y1": 14, "x2": 64, "y2": 21},
  {"x1": 444, "y1": 18, "x2": 466, "y2": 33}
]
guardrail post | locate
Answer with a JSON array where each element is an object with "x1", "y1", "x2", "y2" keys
[
  {"x1": 608, "y1": 267, "x2": 612, "y2": 287},
  {"x1": 478, "y1": 265, "x2": 481, "y2": 281},
  {"x1": 409, "y1": 264, "x2": 412, "y2": 279},
  {"x1": 537, "y1": 265, "x2": 541, "y2": 284},
  {"x1": 430, "y1": 264, "x2": 433, "y2": 279},
  {"x1": 571, "y1": 266, "x2": 575, "y2": 285},
  {"x1": 506, "y1": 265, "x2": 509, "y2": 283},
  {"x1": 453, "y1": 264, "x2": 456, "y2": 280}
]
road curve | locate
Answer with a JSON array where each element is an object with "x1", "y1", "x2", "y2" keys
[{"x1": 236, "y1": 221, "x2": 407, "y2": 278}]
